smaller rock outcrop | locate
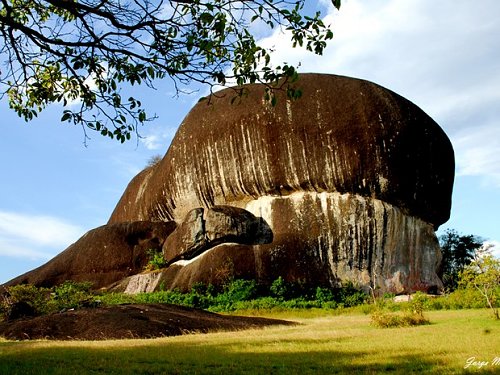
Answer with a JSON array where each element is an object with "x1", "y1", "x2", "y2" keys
[
  {"x1": 164, "y1": 208, "x2": 207, "y2": 264},
  {"x1": 163, "y1": 205, "x2": 272, "y2": 264},
  {"x1": 4, "y1": 221, "x2": 176, "y2": 289}
]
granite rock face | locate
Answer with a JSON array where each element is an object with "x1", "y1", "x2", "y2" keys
[
  {"x1": 109, "y1": 74, "x2": 454, "y2": 294},
  {"x1": 5, "y1": 74, "x2": 454, "y2": 294},
  {"x1": 163, "y1": 206, "x2": 272, "y2": 264},
  {"x1": 109, "y1": 74, "x2": 454, "y2": 228}
]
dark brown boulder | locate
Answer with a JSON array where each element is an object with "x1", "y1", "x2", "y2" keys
[
  {"x1": 109, "y1": 74, "x2": 454, "y2": 294},
  {"x1": 109, "y1": 74, "x2": 454, "y2": 228},
  {"x1": 5, "y1": 74, "x2": 455, "y2": 295},
  {"x1": 163, "y1": 208, "x2": 207, "y2": 264},
  {"x1": 163, "y1": 206, "x2": 272, "y2": 264},
  {"x1": 4, "y1": 221, "x2": 176, "y2": 289}
]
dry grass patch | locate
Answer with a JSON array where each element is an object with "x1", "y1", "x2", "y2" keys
[{"x1": 0, "y1": 309, "x2": 498, "y2": 374}]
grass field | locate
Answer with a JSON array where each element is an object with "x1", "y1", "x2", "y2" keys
[{"x1": 0, "y1": 309, "x2": 498, "y2": 374}]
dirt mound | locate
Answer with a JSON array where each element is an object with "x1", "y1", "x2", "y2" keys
[{"x1": 0, "y1": 304, "x2": 295, "y2": 341}]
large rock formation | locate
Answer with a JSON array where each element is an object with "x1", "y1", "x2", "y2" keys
[
  {"x1": 109, "y1": 74, "x2": 454, "y2": 294},
  {"x1": 5, "y1": 74, "x2": 454, "y2": 295}
]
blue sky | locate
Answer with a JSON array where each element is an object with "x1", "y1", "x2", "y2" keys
[{"x1": 1, "y1": 0, "x2": 499, "y2": 283}]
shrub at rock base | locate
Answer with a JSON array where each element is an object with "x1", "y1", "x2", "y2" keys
[
  {"x1": 1, "y1": 284, "x2": 51, "y2": 320},
  {"x1": 1, "y1": 281, "x2": 97, "y2": 321},
  {"x1": 370, "y1": 292, "x2": 430, "y2": 328}
]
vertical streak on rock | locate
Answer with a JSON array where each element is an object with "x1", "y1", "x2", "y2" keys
[
  {"x1": 245, "y1": 192, "x2": 442, "y2": 293},
  {"x1": 103, "y1": 74, "x2": 453, "y2": 294}
]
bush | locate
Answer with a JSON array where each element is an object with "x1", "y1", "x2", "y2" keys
[
  {"x1": 315, "y1": 287, "x2": 334, "y2": 304},
  {"x1": 1, "y1": 284, "x2": 50, "y2": 320},
  {"x1": 52, "y1": 281, "x2": 95, "y2": 310},
  {"x1": 224, "y1": 279, "x2": 258, "y2": 302},
  {"x1": 1, "y1": 281, "x2": 97, "y2": 321},
  {"x1": 270, "y1": 276, "x2": 288, "y2": 300},
  {"x1": 438, "y1": 288, "x2": 491, "y2": 309},
  {"x1": 98, "y1": 292, "x2": 137, "y2": 305},
  {"x1": 409, "y1": 291, "x2": 429, "y2": 317},
  {"x1": 336, "y1": 282, "x2": 368, "y2": 307},
  {"x1": 458, "y1": 254, "x2": 500, "y2": 319},
  {"x1": 215, "y1": 297, "x2": 280, "y2": 312},
  {"x1": 342, "y1": 291, "x2": 367, "y2": 307},
  {"x1": 371, "y1": 292, "x2": 431, "y2": 328},
  {"x1": 145, "y1": 249, "x2": 167, "y2": 271},
  {"x1": 98, "y1": 277, "x2": 369, "y2": 313},
  {"x1": 135, "y1": 290, "x2": 185, "y2": 305},
  {"x1": 371, "y1": 309, "x2": 430, "y2": 328},
  {"x1": 211, "y1": 279, "x2": 258, "y2": 310}
]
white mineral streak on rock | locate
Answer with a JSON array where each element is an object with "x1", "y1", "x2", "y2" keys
[
  {"x1": 300, "y1": 139, "x2": 311, "y2": 184},
  {"x1": 156, "y1": 199, "x2": 170, "y2": 221},
  {"x1": 315, "y1": 91, "x2": 323, "y2": 126},
  {"x1": 228, "y1": 133, "x2": 243, "y2": 198},
  {"x1": 286, "y1": 100, "x2": 293, "y2": 124},
  {"x1": 205, "y1": 143, "x2": 216, "y2": 194},
  {"x1": 257, "y1": 128, "x2": 270, "y2": 193},
  {"x1": 261, "y1": 130, "x2": 273, "y2": 192},
  {"x1": 245, "y1": 195, "x2": 275, "y2": 228},
  {"x1": 238, "y1": 122, "x2": 252, "y2": 196},
  {"x1": 285, "y1": 138, "x2": 301, "y2": 189},
  {"x1": 378, "y1": 175, "x2": 389, "y2": 193},
  {"x1": 135, "y1": 169, "x2": 152, "y2": 206},
  {"x1": 171, "y1": 242, "x2": 241, "y2": 268},
  {"x1": 172, "y1": 251, "x2": 207, "y2": 266},
  {"x1": 124, "y1": 272, "x2": 162, "y2": 294},
  {"x1": 246, "y1": 125, "x2": 265, "y2": 193},
  {"x1": 214, "y1": 142, "x2": 228, "y2": 196}
]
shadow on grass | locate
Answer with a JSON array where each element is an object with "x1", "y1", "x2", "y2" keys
[{"x1": 0, "y1": 338, "x2": 484, "y2": 375}]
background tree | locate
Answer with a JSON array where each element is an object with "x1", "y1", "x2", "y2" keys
[
  {"x1": 459, "y1": 251, "x2": 500, "y2": 320},
  {"x1": 0, "y1": 0, "x2": 340, "y2": 143},
  {"x1": 438, "y1": 229, "x2": 483, "y2": 291}
]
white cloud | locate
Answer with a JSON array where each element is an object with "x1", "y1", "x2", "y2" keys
[
  {"x1": 0, "y1": 241, "x2": 54, "y2": 261},
  {"x1": 257, "y1": 0, "x2": 500, "y2": 190},
  {"x1": 484, "y1": 241, "x2": 500, "y2": 259},
  {"x1": 141, "y1": 134, "x2": 163, "y2": 151},
  {"x1": 0, "y1": 211, "x2": 84, "y2": 260},
  {"x1": 452, "y1": 125, "x2": 500, "y2": 187},
  {"x1": 140, "y1": 124, "x2": 177, "y2": 151}
]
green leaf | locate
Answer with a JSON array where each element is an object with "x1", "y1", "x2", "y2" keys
[
  {"x1": 61, "y1": 112, "x2": 72, "y2": 122},
  {"x1": 199, "y1": 12, "x2": 214, "y2": 24},
  {"x1": 332, "y1": 0, "x2": 341, "y2": 10}
]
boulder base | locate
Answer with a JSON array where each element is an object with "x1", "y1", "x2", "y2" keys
[{"x1": 115, "y1": 192, "x2": 443, "y2": 294}]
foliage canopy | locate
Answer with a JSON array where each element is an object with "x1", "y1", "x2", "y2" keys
[
  {"x1": 459, "y1": 253, "x2": 500, "y2": 319},
  {"x1": 0, "y1": 0, "x2": 340, "y2": 142},
  {"x1": 438, "y1": 228, "x2": 483, "y2": 291}
]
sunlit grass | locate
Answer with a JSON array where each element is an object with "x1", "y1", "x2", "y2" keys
[{"x1": 0, "y1": 309, "x2": 498, "y2": 374}]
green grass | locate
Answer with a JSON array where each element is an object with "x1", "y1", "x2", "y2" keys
[{"x1": 0, "y1": 309, "x2": 499, "y2": 374}]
